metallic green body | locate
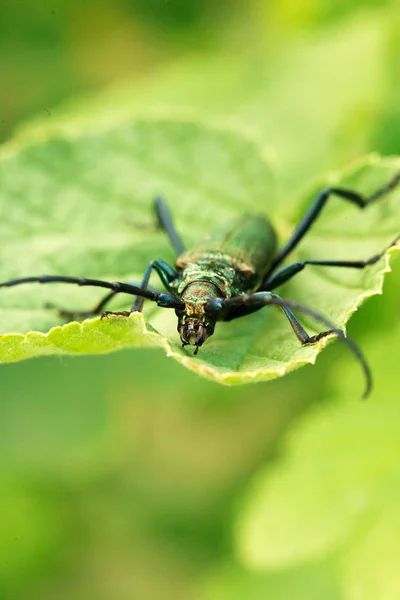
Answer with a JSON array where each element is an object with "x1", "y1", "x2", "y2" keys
[
  {"x1": 174, "y1": 214, "x2": 277, "y2": 298},
  {"x1": 169, "y1": 215, "x2": 278, "y2": 346}
]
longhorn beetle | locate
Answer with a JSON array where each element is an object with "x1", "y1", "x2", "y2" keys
[{"x1": 1, "y1": 172, "x2": 399, "y2": 397}]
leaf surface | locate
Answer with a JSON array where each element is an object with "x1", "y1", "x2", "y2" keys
[
  {"x1": 197, "y1": 559, "x2": 340, "y2": 600},
  {"x1": 0, "y1": 120, "x2": 399, "y2": 384},
  {"x1": 15, "y1": 11, "x2": 391, "y2": 205}
]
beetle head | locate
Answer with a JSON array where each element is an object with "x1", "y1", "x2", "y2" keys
[{"x1": 175, "y1": 299, "x2": 217, "y2": 354}]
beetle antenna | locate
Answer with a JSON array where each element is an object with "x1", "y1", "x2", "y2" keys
[
  {"x1": 219, "y1": 293, "x2": 372, "y2": 398},
  {"x1": 0, "y1": 275, "x2": 185, "y2": 309}
]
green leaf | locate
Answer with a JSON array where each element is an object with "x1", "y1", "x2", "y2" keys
[
  {"x1": 340, "y1": 499, "x2": 400, "y2": 600},
  {"x1": 198, "y1": 559, "x2": 341, "y2": 600},
  {"x1": 235, "y1": 325, "x2": 400, "y2": 569},
  {"x1": 0, "y1": 120, "x2": 399, "y2": 385},
  {"x1": 14, "y1": 10, "x2": 392, "y2": 203}
]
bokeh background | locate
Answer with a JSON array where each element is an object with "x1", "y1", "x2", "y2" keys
[{"x1": 0, "y1": 1, "x2": 399, "y2": 599}]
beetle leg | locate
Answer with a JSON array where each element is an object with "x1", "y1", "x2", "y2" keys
[
  {"x1": 218, "y1": 292, "x2": 337, "y2": 340},
  {"x1": 221, "y1": 291, "x2": 344, "y2": 347},
  {"x1": 45, "y1": 289, "x2": 120, "y2": 319},
  {"x1": 131, "y1": 259, "x2": 178, "y2": 312},
  {"x1": 100, "y1": 310, "x2": 131, "y2": 319},
  {"x1": 126, "y1": 197, "x2": 185, "y2": 255},
  {"x1": 208, "y1": 291, "x2": 371, "y2": 398},
  {"x1": 45, "y1": 259, "x2": 178, "y2": 319},
  {"x1": 265, "y1": 171, "x2": 400, "y2": 280},
  {"x1": 81, "y1": 197, "x2": 182, "y2": 317},
  {"x1": 154, "y1": 196, "x2": 185, "y2": 256},
  {"x1": 35, "y1": 199, "x2": 181, "y2": 319},
  {"x1": 263, "y1": 236, "x2": 399, "y2": 290}
]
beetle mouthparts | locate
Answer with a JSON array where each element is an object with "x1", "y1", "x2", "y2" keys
[{"x1": 179, "y1": 321, "x2": 215, "y2": 352}]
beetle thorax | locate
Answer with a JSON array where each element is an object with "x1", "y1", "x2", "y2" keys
[{"x1": 175, "y1": 257, "x2": 238, "y2": 298}]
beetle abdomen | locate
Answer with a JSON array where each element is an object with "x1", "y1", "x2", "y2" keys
[{"x1": 176, "y1": 214, "x2": 277, "y2": 280}]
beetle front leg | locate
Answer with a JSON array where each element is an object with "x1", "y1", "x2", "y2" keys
[
  {"x1": 97, "y1": 259, "x2": 178, "y2": 319},
  {"x1": 131, "y1": 259, "x2": 178, "y2": 313},
  {"x1": 50, "y1": 260, "x2": 179, "y2": 320},
  {"x1": 263, "y1": 236, "x2": 399, "y2": 290},
  {"x1": 264, "y1": 171, "x2": 400, "y2": 281},
  {"x1": 218, "y1": 292, "x2": 336, "y2": 343},
  {"x1": 206, "y1": 292, "x2": 371, "y2": 397}
]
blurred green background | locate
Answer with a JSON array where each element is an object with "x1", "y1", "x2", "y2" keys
[{"x1": 0, "y1": 1, "x2": 399, "y2": 599}]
